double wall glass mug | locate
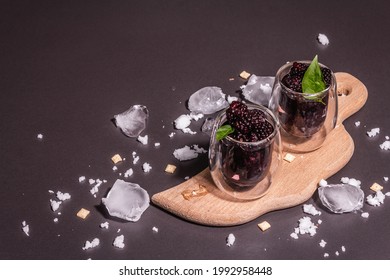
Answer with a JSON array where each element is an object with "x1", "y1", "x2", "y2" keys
[
  {"x1": 209, "y1": 104, "x2": 282, "y2": 200},
  {"x1": 269, "y1": 60, "x2": 338, "y2": 152}
]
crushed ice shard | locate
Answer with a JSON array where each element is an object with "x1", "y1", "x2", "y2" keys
[
  {"x1": 188, "y1": 87, "x2": 229, "y2": 114},
  {"x1": 102, "y1": 179, "x2": 150, "y2": 222},
  {"x1": 318, "y1": 184, "x2": 364, "y2": 213},
  {"x1": 114, "y1": 105, "x2": 149, "y2": 137},
  {"x1": 242, "y1": 75, "x2": 275, "y2": 106}
]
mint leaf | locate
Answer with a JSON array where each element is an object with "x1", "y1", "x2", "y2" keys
[
  {"x1": 216, "y1": 124, "x2": 234, "y2": 141},
  {"x1": 302, "y1": 55, "x2": 326, "y2": 94}
]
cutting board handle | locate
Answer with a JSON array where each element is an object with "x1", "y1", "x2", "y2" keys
[{"x1": 336, "y1": 72, "x2": 368, "y2": 124}]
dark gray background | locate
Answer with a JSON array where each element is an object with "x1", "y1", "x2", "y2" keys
[{"x1": 1, "y1": 0, "x2": 389, "y2": 260}]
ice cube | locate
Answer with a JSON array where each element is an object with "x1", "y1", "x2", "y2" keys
[
  {"x1": 318, "y1": 184, "x2": 364, "y2": 213},
  {"x1": 188, "y1": 87, "x2": 229, "y2": 114},
  {"x1": 102, "y1": 179, "x2": 150, "y2": 222},
  {"x1": 114, "y1": 105, "x2": 149, "y2": 137},
  {"x1": 242, "y1": 75, "x2": 275, "y2": 106}
]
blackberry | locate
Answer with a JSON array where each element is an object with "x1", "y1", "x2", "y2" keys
[
  {"x1": 282, "y1": 74, "x2": 302, "y2": 92},
  {"x1": 226, "y1": 101, "x2": 249, "y2": 122},
  {"x1": 232, "y1": 119, "x2": 251, "y2": 134},
  {"x1": 225, "y1": 101, "x2": 274, "y2": 142},
  {"x1": 290, "y1": 62, "x2": 308, "y2": 77}
]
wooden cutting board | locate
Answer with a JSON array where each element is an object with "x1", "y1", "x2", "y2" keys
[{"x1": 152, "y1": 72, "x2": 368, "y2": 226}]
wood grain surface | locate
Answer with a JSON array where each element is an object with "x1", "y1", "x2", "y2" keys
[{"x1": 152, "y1": 72, "x2": 368, "y2": 226}]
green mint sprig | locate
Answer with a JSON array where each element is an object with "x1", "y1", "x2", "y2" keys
[
  {"x1": 302, "y1": 55, "x2": 327, "y2": 105},
  {"x1": 216, "y1": 124, "x2": 234, "y2": 141}
]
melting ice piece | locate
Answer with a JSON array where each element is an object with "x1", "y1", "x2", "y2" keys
[
  {"x1": 102, "y1": 179, "x2": 150, "y2": 222},
  {"x1": 242, "y1": 75, "x2": 275, "y2": 106},
  {"x1": 188, "y1": 87, "x2": 229, "y2": 114},
  {"x1": 114, "y1": 105, "x2": 149, "y2": 137},
  {"x1": 318, "y1": 184, "x2": 364, "y2": 213}
]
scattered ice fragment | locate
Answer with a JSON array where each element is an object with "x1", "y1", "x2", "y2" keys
[
  {"x1": 324, "y1": 253, "x2": 329, "y2": 258},
  {"x1": 319, "y1": 239, "x2": 327, "y2": 248},
  {"x1": 182, "y1": 127, "x2": 197, "y2": 135},
  {"x1": 201, "y1": 117, "x2": 215, "y2": 135},
  {"x1": 152, "y1": 226, "x2": 159, "y2": 233},
  {"x1": 90, "y1": 179, "x2": 105, "y2": 197},
  {"x1": 112, "y1": 166, "x2": 118, "y2": 171},
  {"x1": 56, "y1": 191, "x2": 71, "y2": 201},
  {"x1": 226, "y1": 233, "x2": 236, "y2": 247},
  {"x1": 137, "y1": 135, "x2": 148, "y2": 145},
  {"x1": 100, "y1": 222, "x2": 109, "y2": 229},
  {"x1": 142, "y1": 162, "x2": 152, "y2": 173},
  {"x1": 340, "y1": 177, "x2": 349, "y2": 184},
  {"x1": 22, "y1": 221, "x2": 30, "y2": 236},
  {"x1": 37, "y1": 133, "x2": 43, "y2": 139},
  {"x1": 241, "y1": 75, "x2": 275, "y2": 106},
  {"x1": 132, "y1": 152, "x2": 140, "y2": 164},
  {"x1": 341, "y1": 246, "x2": 346, "y2": 252},
  {"x1": 303, "y1": 204, "x2": 321, "y2": 216},
  {"x1": 168, "y1": 132, "x2": 176, "y2": 138},
  {"x1": 340, "y1": 177, "x2": 361, "y2": 187},
  {"x1": 173, "y1": 145, "x2": 207, "y2": 161},
  {"x1": 335, "y1": 251, "x2": 340, "y2": 256},
  {"x1": 290, "y1": 232, "x2": 299, "y2": 239},
  {"x1": 318, "y1": 219, "x2": 322, "y2": 224},
  {"x1": 355, "y1": 121, "x2": 361, "y2": 127},
  {"x1": 124, "y1": 168, "x2": 133, "y2": 178},
  {"x1": 361, "y1": 212, "x2": 369, "y2": 218},
  {"x1": 79, "y1": 176, "x2": 86, "y2": 183},
  {"x1": 295, "y1": 216, "x2": 317, "y2": 236},
  {"x1": 319, "y1": 179, "x2": 328, "y2": 187},
  {"x1": 113, "y1": 235, "x2": 125, "y2": 249},
  {"x1": 82, "y1": 238, "x2": 100, "y2": 250},
  {"x1": 174, "y1": 114, "x2": 192, "y2": 130},
  {"x1": 53, "y1": 218, "x2": 59, "y2": 223},
  {"x1": 101, "y1": 179, "x2": 150, "y2": 222},
  {"x1": 318, "y1": 184, "x2": 364, "y2": 213},
  {"x1": 367, "y1": 127, "x2": 380, "y2": 137},
  {"x1": 50, "y1": 199, "x2": 62, "y2": 212},
  {"x1": 114, "y1": 105, "x2": 149, "y2": 137},
  {"x1": 384, "y1": 177, "x2": 389, "y2": 182},
  {"x1": 227, "y1": 95, "x2": 239, "y2": 104},
  {"x1": 379, "y1": 140, "x2": 390, "y2": 150},
  {"x1": 317, "y1": 33, "x2": 330, "y2": 45},
  {"x1": 188, "y1": 87, "x2": 229, "y2": 114},
  {"x1": 189, "y1": 112, "x2": 204, "y2": 121},
  {"x1": 89, "y1": 179, "x2": 96, "y2": 185},
  {"x1": 386, "y1": 136, "x2": 390, "y2": 140},
  {"x1": 154, "y1": 142, "x2": 160, "y2": 147},
  {"x1": 193, "y1": 144, "x2": 207, "y2": 154},
  {"x1": 366, "y1": 190, "x2": 385, "y2": 206}
]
